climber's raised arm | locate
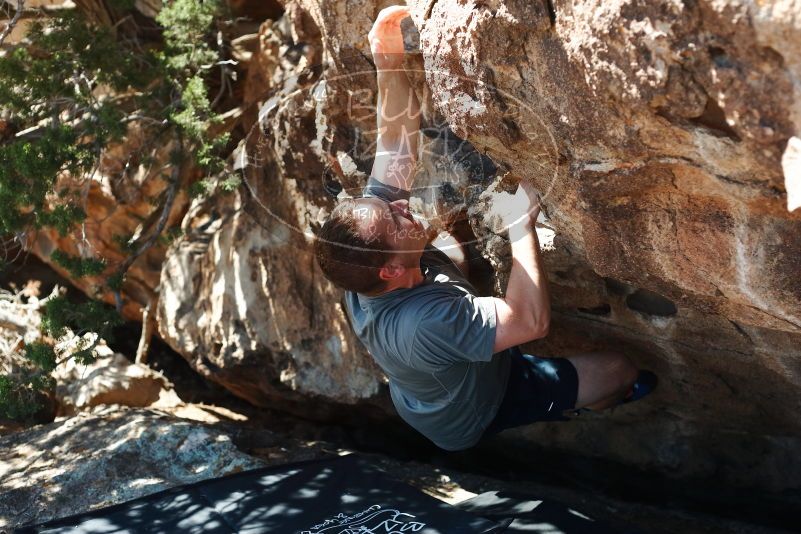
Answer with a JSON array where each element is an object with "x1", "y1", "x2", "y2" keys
[
  {"x1": 488, "y1": 181, "x2": 551, "y2": 353},
  {"x1": 368, "y1": 6, "x2": 421, "y2": 193}
]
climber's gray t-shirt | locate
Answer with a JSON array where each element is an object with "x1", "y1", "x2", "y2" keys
[{"x1": 343, "y1": 178, "x2": 511, "y2": 451}]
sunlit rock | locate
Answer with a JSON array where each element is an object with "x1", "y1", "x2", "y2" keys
[{"x1": 0, "y1": 408, "x2": 264, "y2": 529}]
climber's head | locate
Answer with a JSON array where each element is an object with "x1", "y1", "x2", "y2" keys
[{"x1": 314, "y1": 196, "x2": 427, "y2": 294}]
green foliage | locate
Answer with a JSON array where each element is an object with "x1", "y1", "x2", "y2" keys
[
  {"x1": 0, "y1": 18, "x2": 144, "y2": 113},
  {"x1": 188, "y1": 177, "x2": 212, "y2": 198},
  {"x1": 1, "y1": 344, "x2": 57, "y2": 421},
  {"x1": 157, "y1": 226, "x2": 184, "y2": 247},
  {"x1": 0, "y1": 0, "x2": 238, "y2": 421},
  {"x1": 112, "y1": 233, "x2": 138, "y2": 254},
  {"x1": 2, "y1": 296, "x2": 119, "y2": 420},
  {"x1": 171, "y1": 76, "x2": 213, "y2": 140},
  {"x1": 37, "y1": 205, "x2": 88, "y2": 238},
  {"x1": 106, "y1": 271, "x2": 125, "y2": 292},
  {"x1": 50, "y1": 250, "x2": 107, "y2": 278},
  {"x1": 218, "y1": 173, "x2": 242, "y2": 192},
  {"x1": 42, "y1": 295, "x2": 123, "y2": 342},
  {"x1": 0, "y1": 127, "x2": 89, "y2": 234},
  {"x1": 0, "y1": 0, "x2": 232, "y2": 241},
  {"x1": 157, "y1": 0, "x2": 219, "y2": 74},
  {"x1": 0, "y1": 375, "x2": 22, "y2": 419},
  {"x1": 0, "y1": 294, "x2": 126, "y2": 422},
  {"x1": 23, "y1": 342, "x2": 58, "y2": 373},
  {"x1": 0, "y1": 372, "x2": 54, "y2": 420}
]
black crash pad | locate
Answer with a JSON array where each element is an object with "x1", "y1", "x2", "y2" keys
[
  {"x1": 18, "y1": 454, "x2": 620, "y2": 533},
  {"x1": 455, "y1": 490, "x2": 622, "y2": 533}
]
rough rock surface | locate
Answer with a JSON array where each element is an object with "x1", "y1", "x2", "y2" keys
[
  {"x1": 406, "y1": 0, "x2": 801, "y2": 490},
  {"x1": 53, "y1": 351, "x2": 182, "y2": 416},
  {"x1": 0, "y1": 282, "x2": 181, "y2": 427},
  {"x1": 0, "y1": 407, "x2": 264, "y2": 529},
  {"x1": 0, "y1": 404, "x2": 785, "y2": 533},
  {"x1": 27, "y1": 124, "x2": 190, "y2": 321},
  {"x1": 157, "y1": 185, "x2": 385, "y2": 408},
  {"x1": 23, "y1": 0, "x2": 801, "y2": 494},
  {"x1": 156, "y1": 11, "x2": 388, "y2": 410}
]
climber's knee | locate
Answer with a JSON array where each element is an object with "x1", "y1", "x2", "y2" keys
[
  {"x1": 600, "y1": 351, "x2": 638, "y2": 395},
  {"x1": 569, "y1": 351, "x2": 638, "y2": 408}
]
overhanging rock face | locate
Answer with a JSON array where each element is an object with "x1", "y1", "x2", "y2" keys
[
  {"x1": 407, "y1": 0, "x2": 801, "y2": 489},
  {"x1": 150, "y1": 0, "x2": 801, "y2": 489}
]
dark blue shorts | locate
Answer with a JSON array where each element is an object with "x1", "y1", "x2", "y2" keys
[{"x1": 484, "y1": 348, "x2": 579, "y2": 436}]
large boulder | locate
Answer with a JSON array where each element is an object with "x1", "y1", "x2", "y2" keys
[
  {"x1": 155, "y1": 0, "x2": 801, "y2": 490},
  {"x1": 0, "y1": 408, "x2": 264, "y2": 530},
  {"x1": 157, "y1": 187, "x2": 385, "y2": 408},
  {"x1": 156, "y1": 12, "x2": 387, "y2": 411},
  {"x1": 20, "y1": 0, "x2": 801, "y2": 493},
  {"x1": 405, "y1": 0, "x2": 801, "y2": 489},
  {"x1": 53, "y1": 350, "x2": 182, "y2": 416}
]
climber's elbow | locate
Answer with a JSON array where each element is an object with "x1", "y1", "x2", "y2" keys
[
  {"x1": 528, "y1": 315, "x2": 550, "y2": 340},
  {"x1": 525, "y1": 302, "x2": 550, "y2": 340},
  {"x1": 534, "y1": 322, "x2": 550, "y2": 340},
  {"x1": 493, "y1": 299, "x2": 550, "y2": 352}
]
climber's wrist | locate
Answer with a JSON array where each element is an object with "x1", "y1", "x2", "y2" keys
[
  {"x1": 376, "y1": 69, "x2": 408, "y2": 87},
  {"x1": 507, "y1": 213, "x2": 535, "y2": 241}
]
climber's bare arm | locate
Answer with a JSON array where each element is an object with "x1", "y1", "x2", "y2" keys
[
  {"x1": 368, "y1": 6, "x2": 421, "y2": 192},
  {"x1": 488, "y1": 182, "x2": 551, "y2": 353}
]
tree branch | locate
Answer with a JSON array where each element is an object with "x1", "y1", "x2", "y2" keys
[
  {"x1": 0, "y1": 0, "x2": 25, "y2": 47},
  {"x1": 135, "y1": 297, "x2": 156, "y2": 364},
  {"x1": 112, "y1": 136, "x2": 183, "y2": 312}
]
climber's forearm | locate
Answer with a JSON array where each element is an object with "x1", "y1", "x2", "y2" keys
[
  {"x1": 370, "y1": 69, "x2": 420, "y2": 192},
  {"x1": 376, "y1": 70, "x2": 420, "y2": 148},
  {"x1": 504, "y1": 218, "x2": 551, "y2": 338}
]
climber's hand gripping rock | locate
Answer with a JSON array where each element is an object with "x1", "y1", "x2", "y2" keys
[
  {"x1": 487, "y1": 179, "x2": 542, "y2": 234},
  {"x1": 369, "y1": 5, "x2": 410, "y2": 71}
]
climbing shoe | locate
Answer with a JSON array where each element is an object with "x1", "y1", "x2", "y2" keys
[{"x1": 621, "y1": 370, "x2": 658, "y2": 404}]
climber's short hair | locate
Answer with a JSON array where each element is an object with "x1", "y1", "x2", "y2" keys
[{"x1": 314, "y1": 198, "x2": 390, "y2": 294}]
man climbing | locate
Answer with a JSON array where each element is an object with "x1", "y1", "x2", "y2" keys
[{"x1": 314, "y1": 6, "x2": 656, "y2": 451}]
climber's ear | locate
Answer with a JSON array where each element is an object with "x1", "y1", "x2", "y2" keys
[{"x1": 378, "y1": 262, "x2": 405, "y2": 281}]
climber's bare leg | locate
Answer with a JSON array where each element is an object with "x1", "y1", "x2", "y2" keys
[{"x1": 567, "y1": 351, "x2": 638, "y2": 410}]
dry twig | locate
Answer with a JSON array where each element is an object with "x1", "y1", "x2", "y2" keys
[{"x1": 0, "y1": 0, "x2": 25, "y2": 47}]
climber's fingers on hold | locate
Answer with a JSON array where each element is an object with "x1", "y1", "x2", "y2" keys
[
  {"x1": 373, "y1": 5, "x2": 410, "y2": 27},
  {"x1": 368, "y1": 5, "x2": 410, "y2": 53},
  {"x1": 514, "y1": 181, "x2": 542, "y2": 220},
  {"x1": 518, "y1": 180, "x2": 542, "y2": 207}
]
